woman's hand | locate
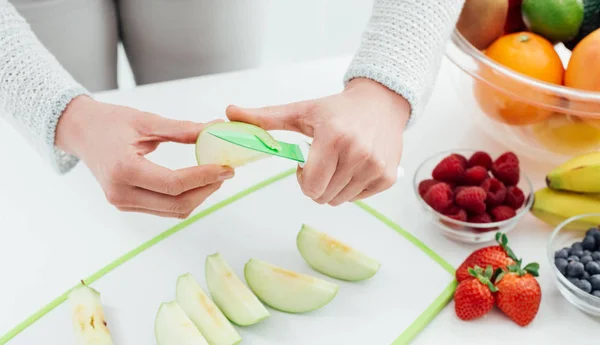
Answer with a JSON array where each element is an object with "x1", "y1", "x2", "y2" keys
[
  {"x1": 226, "y1": 77, "x2": 410, "y2": 206},
  {"x1": 56, "y1": 96, "x2": 233, "y2": 218}
]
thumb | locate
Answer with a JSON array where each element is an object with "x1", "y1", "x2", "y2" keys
[
  {"x1": 146, "y1": 114, "x2": 223, "y2": 144},
  {"x1": 225, "y1": 102, "x2": 313, "y2": 135}
]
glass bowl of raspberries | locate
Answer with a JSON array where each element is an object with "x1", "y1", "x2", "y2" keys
[
  {"x1": 414, "y1": 149, "x2": 534, "y2": 244},
  {"x1": 548, "y1": 214, "x2": 600, "y2": 316}
]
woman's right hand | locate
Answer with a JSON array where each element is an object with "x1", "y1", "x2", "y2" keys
[{"x1": 55, "y1": 96, "x2": 233, "y2": 219}]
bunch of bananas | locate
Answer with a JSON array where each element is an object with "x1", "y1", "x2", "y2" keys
[{"x1": 531, "y1": 151, "x2": 600, "y2": 229}]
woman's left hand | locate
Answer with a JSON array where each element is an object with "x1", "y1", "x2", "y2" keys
[{"x1": 226, "y1": 77, "x2": 410, "y2": 206}]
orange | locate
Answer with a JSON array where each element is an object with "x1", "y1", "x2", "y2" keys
[
  {"x1": 474, "y1": 32, "x2": 565, "y2": 126},
  {"x1": 565, "y1": 28, "x2": 600, "y2": 91}
]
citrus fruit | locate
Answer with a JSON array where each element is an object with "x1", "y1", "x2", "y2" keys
[
  {"x1": 522, "y1": 0, "x2": 584, "y2": 42},
  {"x1": 564, "y1": 0, "x2": 600, "y2": 50},
  {"x1": 457, "y1": 0, "x2": 508, "y2": 49},
  {"x1": 474, "y1": 32, "x2": 565, "y2": 126},
  {"x1": 532, "y1": 114, "x2": 600, "y2": 154},
  {"x1": 566, "y1": 28, "x2": 600, "y2": 91}
]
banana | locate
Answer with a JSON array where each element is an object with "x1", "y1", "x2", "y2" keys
[
  {"x1": 530, "y1": 187, "x2": 600, "y2": 229},
  {"x1": 546, "y1": 151, "x2": 600, "y2": 193}
]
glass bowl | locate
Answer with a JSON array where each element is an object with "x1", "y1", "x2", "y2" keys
[
  {"x1": 413, "y1": 149, "x2": 534, "y2": 244},
  {"x1": 547, "y1": 213, "x2": 600, "y2": 316},
  {"x1": 445, "y1": 28, "x2": 600, "y2": 166}
]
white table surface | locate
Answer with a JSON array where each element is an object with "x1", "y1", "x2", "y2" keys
[{"x1": 0, "y1": 54, "x2": 597, "y2": 344}]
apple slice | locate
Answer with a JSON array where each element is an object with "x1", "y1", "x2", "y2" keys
[
  {"x1": 244, "y1": 258, "x2": 339, "y2": 313},
  {"x1": 296, "y1": 224, "x2": 381, "y2": 281},
  {"x1": 67, "y1": 283, "x2": 114, "y2": 345},
  {"x1": 195, "y1": 121, "x2": 279, "y2": 167},
  {"x1": 176, "y1": 273, "x2": 242, "y2": 345},
  {"x1": 205, "y1": 253, "x2": 270, "y2": 326},
  {"x1": 155, "y1": 301, "x2": 209, "y2": 345}
]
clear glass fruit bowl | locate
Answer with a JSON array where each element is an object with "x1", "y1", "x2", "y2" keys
[
  {"x1": 547, "y1": 214, "x2": 600, "y2": 316},
  {"x1": 413, "y1": 149, "x2": 534, "y2": 244},
  {"x1": 445, "y1": 29, "x2": 600, "y2": 166}
]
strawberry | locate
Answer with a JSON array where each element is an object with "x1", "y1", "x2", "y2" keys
[
  {"x1": 454, "y1": 265, "x2": 497, "y2": 321},
  {"x1": 443, "y1": 205, "x2": 468, "y2": 221},
  {"x1": 418, "y1": 179, "x2": 441, "y2": 197},
  {"x1": 491, "y1": 152, "x2": 520, "y2": 186},
  {"x1": 495, "y1": 260, "x2": 541, "y2": 327},
  {"x1": 463, "y1": 166, "x2": 488, "y2": 186},
  {"x1": 423, "y1": 183, "x2": 453, "y2": 213},
  {"x1": 481, "y1": 178, "x2": 507, "y2": 207},
  {"x1": 467, "y1": 151, "x2": 493, "y2": 170},
  {"x1": 456, "y1": 232, "x2": 518, "y2": 282},
  {"x1": 468, "y1": 212, "x2": 492, "y2": 224},
  {"x1": 455, "y1": 186, "x2": 487, "y2": 215},
  {"x1": 432, "y1": 154, "x2": 465, "y2": 184},
  {"x1": 491, "y1": 205, "x2": 516, "y2": 222},
  {"x1": 505, "y1": 186, "x2": 525, "y2": 209}
]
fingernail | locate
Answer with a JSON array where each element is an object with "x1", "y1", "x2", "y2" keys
[{"x1": 219, "y1": 170, "x2": 234, "y2": 180}]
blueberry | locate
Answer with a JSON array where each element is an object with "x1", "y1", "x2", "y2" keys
[
  {"x1": 583, "y1": 250, "x2": 592, "y2": 256},
  {"x1": 555, "y1": 258, "x2": 569, "y2": 275},
  {"x1": 568, "y1": 277, "x2": 580, "y2": 286},
  {"x1": 592, "y1": 252, "x2": 600, "y2": 261},
  {"x1": 574, "y1": 279, "x2": 593, "y2": 293},
  {"x1": 583, "y1": 271, "x2": 590, "y2": 280},
  {"x1": 555, "y1": 248, "x2": 569, "y2": 259},
  {"x1": 583, "y1": 236, "x2": 596, "y2": 250},
  {"x1": 569, "y1": 247, "x2": 584, "y2": 258},
  {"x1": 567, "y1": 261, "x2": 586, "y2": 278},
  {"x1": 592, "y1": 291, "x2": 600, "y2": 298},
  {"x1": 581, "y1": 255, "x2": 594, "y2": 265},
  {"x1": 586, "y1": 261, "x2": 600, "y2": 275},
  {"x1": 586, "y1": 227, "x2": 600, "y2": 237},
  {"x1": 590, "y1": 275, "x2": 600, "y2": 291},
  {"x1": 572, "y1": 242, "x2": 583, "y2": 250},
  {"x1": 567, "y1": 256, "x2": 580, "y2": 262}
]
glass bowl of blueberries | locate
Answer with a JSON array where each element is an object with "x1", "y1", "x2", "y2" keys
[{"x1": 549, "y1": 213, "x2": 600, "y2": 316}]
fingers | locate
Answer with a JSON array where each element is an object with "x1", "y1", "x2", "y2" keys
[
  {"x1": 141, "y1": 114, "x2": 223, "y2": 144},
  {"x1": 117, "y1": 207, "x2": 188, "y2": 219},
  {"x1": 225, "y1": 103, "x2": 314, "y2": 135},
  {"x1": 121, "y1": 157, "x2": 234, "y2": 196},
  {"x1": 314, "y1": 147, "x2": 367, "y2": 204},
  {"x1": 297, "y1": 137, "x2": 338, "y2": 200}
]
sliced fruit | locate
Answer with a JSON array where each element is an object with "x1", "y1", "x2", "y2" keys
[
  {"x1": 244, "y1": 258, "x2": 339, "y2": 313},
  {"x1": 205, "y1": 253, "x2": 270, "y2": 326},
  {"x1": 456, "y1": 0, "x2": 508, "y2": 49},
  {"x1": 195, "y1": 121, "x2": 278, "y2": 167},
  {"x1": 546, "y1": 151, "x2": 600, "y2": 193},
  {"x1": 176, "y1": 273, "x2": 241, "y2": 345},
  {"x1": 530, "y1": 187, "x2": 600, "y2": 228},
  {"x1": 522, "y1": 0, "x2": 584, "y2": 42},
  {"x1": 155, "y1": 301, "x2": 209, "y2": 345},
  {"x1": 68, "y1": 283, "x2": 114, "y2": 345},
  {"x1": 296, "y1": 224, "x2": 381, "y2": 281}
]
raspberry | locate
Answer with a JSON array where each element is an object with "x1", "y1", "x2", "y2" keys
[
  {"x1": 468, "y1": 213, "x2": 492, "y2": 223},
  {"x1": 453, "y1": 154, "x2": 468, "y2": 168},
  {"x1": 455, "y1": 187, "x2": 487, "y2": 215},
  {"x1": 491, "y1": 152, "x2": 520, "y2": 186},
  {"x1": 481, "y1": 178, "x2": 507, "y2": 207},
  {"x1": 463, "y1": 166, "x2": 489, "y2": 186},
  {"x1": 505, "y1": 186, "x2": 525, "y2": 209},
  {"x1": 467, "y1": 151, "x2": 493, "y2": 170},
  {"x1": 443, "y1": 205, "x2": 468, "y2": 221},
  {"x1": 423, "y1": 183, "x2": 453, "y2": 212},
  {"x1": 432, "y1": 155, "x2": 465, "y2": 184},
  {"x1": 418, "y1": 179, "x2": 441, "y2": 197},
  {"x1": 454, "y1": 186, "x2": 468, "y2": 196},
  {"x1": 490, "y1": 205, "x2": 517, "y2": 221}
]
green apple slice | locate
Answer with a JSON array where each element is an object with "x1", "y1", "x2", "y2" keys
[
  {"x1": 155, "y1": 301, "x2": 209, "y2": 345},
  {"x1": 195, "y1": 121, "x2": 279, "y2": 167},
  {"x1": 67, "y1": 283, "x2": 114, "y2": 345},
  {"x1": 244, "y1": 258, "x2": 339, "y2": 313},
  {"x1": 176, "y1": 273, "x2": 242, "y2": 345},
  {"x1": 205, "y1": 253, "x2": 270, "y2": 326},
  {"x1": 296, "y1": 224, "x2": 381, "y2": 281}
]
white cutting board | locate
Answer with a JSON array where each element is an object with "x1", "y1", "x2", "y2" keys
[{"x1": 6, "y1": 162, "x2": 455, "y2": 345}]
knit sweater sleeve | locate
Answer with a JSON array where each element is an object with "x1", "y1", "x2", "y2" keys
[
  {"x1": 344, "y1": 0, "x2": 466, "y2": 127},
  {"x1": 0, "y1": 0, "x2": 89, "y2": 174}
]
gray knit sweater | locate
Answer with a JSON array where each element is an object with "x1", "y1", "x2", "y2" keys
[{"x1": 0, "y1": 0, "x2": 465, "y2": 174}]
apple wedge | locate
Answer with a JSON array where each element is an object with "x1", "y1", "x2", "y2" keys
[
  {"x1": 205, "y1": 253, "x2": 270, "y2": 326},
  {"x1": 195, "y1": 121, "x2": 279, "y2": 167},
  {"x1": 296, "y1": 224, "x2": 381, "y2": 281},
  {"x1": 176, "y1": 273, "x2": 242, "y2": 345},
  {"x1": 155, "y1": 301, "x2": 209, "y2": 345},
  {"x1": 244, "y1": 258, "x2": 339, "y2": 313},
  {"x1": 67, "y1": 283, "x2": 114, "y2": 345}
]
